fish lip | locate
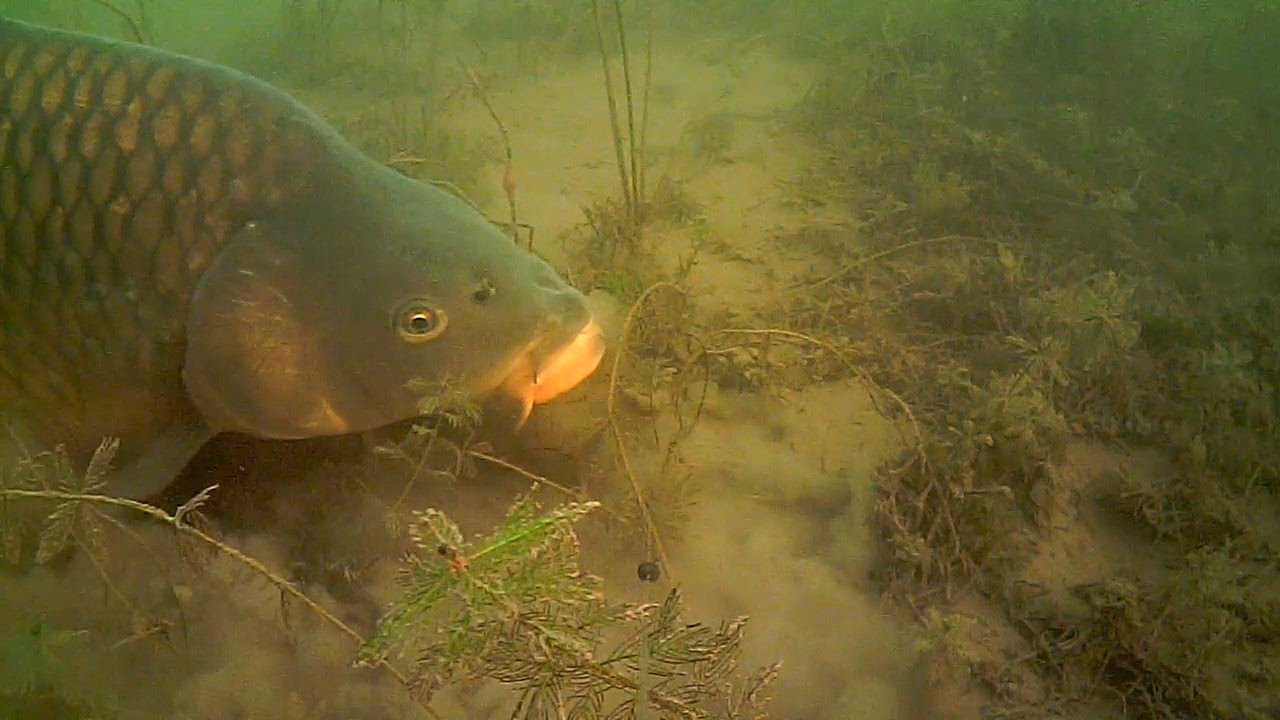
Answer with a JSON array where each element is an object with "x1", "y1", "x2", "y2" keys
[
  {"x1": 500, "y1": 316, "x2": 606, "y2": 427},
  {"x1": 531, "y1": 317, "x2": 605, "y2": 401}
]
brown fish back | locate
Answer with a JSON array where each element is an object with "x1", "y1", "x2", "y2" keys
[{"x1": 0, "y1": 19, "x2": 329, "y2": 456}]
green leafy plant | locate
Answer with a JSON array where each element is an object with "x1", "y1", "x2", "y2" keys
[
  {"x1": 0, "y1": 621, "x2": 113, "y2": 719},
  {"x1": 360, "y1": 489, "x2": 776, "y2": 719},
  {"x1": 2, "y1": 442, "x2": 776, "y2": 719}
]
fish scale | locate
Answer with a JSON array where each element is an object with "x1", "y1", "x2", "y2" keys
[
  {"x1": 0, "y1": 21, "x2": 320, "y2": 453},
  {"x1": 0, "y1": 19, "x2": 605, "y2": 499}
]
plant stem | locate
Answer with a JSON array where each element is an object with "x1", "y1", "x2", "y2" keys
[
  {"x1": 459, "y1": 59, "x2": 522, "y2": 246},
  {"x1": 86, "y1": 0, "x2": 146, "y2": 43},
  {"x1": 0, "y1": 486, "x2": 440, "y2": 719},
  {"x1": 612, "y1": 0, "x2": 641, "y2": 225},
  {"x1": 639, "y1": 0, "x2": 655, "y2": 206},
  {"x1": 592, "y1": 0, "x2": 634, "y2": 221},
  {"x1": 605, "y1": 282, "x2": 680, "y2": 576}
]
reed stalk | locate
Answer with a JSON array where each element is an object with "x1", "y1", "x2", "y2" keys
[
  {"x1": 591, "y1": 0, "x2": 633, "y2": 222},
  {"x1": 639, "y1": 0, "x2": 655, "y2": 204},
  {"x1": 591, "y1": 0, "x2": 652, "y2": 236},
  {"x1": 612, "y1": 0, "x2": 640, "y2": 216}
]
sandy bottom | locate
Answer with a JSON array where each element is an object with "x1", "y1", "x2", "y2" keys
[{"x1": 0, "y1": 10, "x2": 1175, "y2": 720}]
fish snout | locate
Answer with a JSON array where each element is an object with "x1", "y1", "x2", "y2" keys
[
  {"x1": 525, "y1": 266, "x2": 594, "y2": 335},
  {"x1": 529, "y1": 282, "x2": 604, "y2": 397},
  {"x1": 498, "y1": 276, "x2": 606, "y2": 426}
]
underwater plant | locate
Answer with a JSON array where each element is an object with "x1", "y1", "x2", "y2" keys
[
  {"x1": 0, "y1": 437, "x2": 776, "y2": 718},
  {"x1": 783, "y1": 1, "x2": 1280, "y2": 717}
]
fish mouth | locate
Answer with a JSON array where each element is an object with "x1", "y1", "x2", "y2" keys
[{"x1": 500, "y1": 318, "x2": 606, "y2": 427}]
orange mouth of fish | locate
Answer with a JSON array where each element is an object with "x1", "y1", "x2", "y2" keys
[{"x1": 500, "y1": 319, "x2": 606, "y2": 426}]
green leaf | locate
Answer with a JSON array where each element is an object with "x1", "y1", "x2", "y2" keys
[{"x1": 34, "y1": 502, "x2": 77, "y2": 564}]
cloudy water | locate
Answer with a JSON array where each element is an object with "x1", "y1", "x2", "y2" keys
[{"x1": 2, "y1": 2, "x2": 1277, "y2": 719}]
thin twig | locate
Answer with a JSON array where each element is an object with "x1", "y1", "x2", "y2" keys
[
  {"x1": 86, "y1": 0, "x2": 146, "y2": 43},
  {"x1": 591, "y1": 0, "x2": 634, "y2": 221},
  {"x1": 605, "y1": 282, "x2": 684, "y2": 579},
  {"x1": 458, "y1": 60, "x2": 523, "y2": 248},
  {"x1": 409, "y1": 176, "x2": 535, "y2": 247},
  {"x1": 638, "y1": 0, "x2": 655, "y2": 206},
  {"x1": 92, "y1": 505, "x2": 194, "y2": 652},
  {"x1": 612, "y1": 0, "x2": 641, "y2": 218},
  {"x1": 387, "y1": 426, "x2": 440, "y2": 516},
  {"x1": 0, "y1": 486, "x2": 441, "y2": 720},
  {"x1": 795, "y1": 235, "x2": 1005, "y2": 290},
  {"x1": 72, "y1": 526, "x2": 139, "y2": 618},
  {"x1": 467, "y1": 450, "x2": 586, "y2": 503},
  {"x1": 710, "y1": 327, "x2": 923, "y2": 471}
]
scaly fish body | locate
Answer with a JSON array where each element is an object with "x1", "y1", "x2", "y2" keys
[{"x1": 0, "y1": 19, "x2": 604, "y2": 496}]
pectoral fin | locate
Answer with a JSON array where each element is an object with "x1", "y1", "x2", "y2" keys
[
  {"x1": 109, "y1": 412, "x2": 216, "y2": 500},
  {"x1": 183, "y1": 220, "x2": 354, "y2": 439}
]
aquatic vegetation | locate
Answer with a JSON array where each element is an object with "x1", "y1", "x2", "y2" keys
[
  {"x1": 10, "y1": 0, "x2": 1276, "y2": 717},
  {"x1": 788, "y1": 1, "x2": 1280, "y2": 717},
  {"x1": 591, "y1": 0, "x2": 655, "y2": 241},
  {"x1": 360, "y1": 490, "x2": 776, "y2": 718},
  {"x1": 0, "y1": 439, "x2": 775, "y2": 718},
  {"x1": 0, "y1": 621, "x2": 114, "y2": 719},
  {"x1": 677, "y1": 112, "x2": 736, "y2": 166},
  {"x1": 0, "y1": 2, "x2": 791, "y2": 718}
]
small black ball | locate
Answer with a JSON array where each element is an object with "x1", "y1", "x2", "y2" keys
[{"x1": 637, "y1": 561, "x2": 661, "y2": 582}]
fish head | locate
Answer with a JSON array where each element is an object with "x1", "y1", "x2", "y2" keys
[
  {"x1": 183, "y1": 174, "x2": 605, "y2": 439},
  {"x1": 359, "y1": 183, "x2": 608, "y2": 428}
]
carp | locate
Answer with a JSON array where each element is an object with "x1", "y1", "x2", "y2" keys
[{"x1": 0, "y1": 19, "x2": 604, "y2": 498}]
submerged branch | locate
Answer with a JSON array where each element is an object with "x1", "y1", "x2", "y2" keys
[{"x1": 0, "y1": 485, "x2": 437, "y2": 718}]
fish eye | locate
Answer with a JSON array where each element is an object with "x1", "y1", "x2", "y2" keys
[
  {"x1": 395, "y1": 300, "x2": 448, "y2": 343},
  {"x1": 472, "y1": 278, "x2": 496, "y2": 304}
]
